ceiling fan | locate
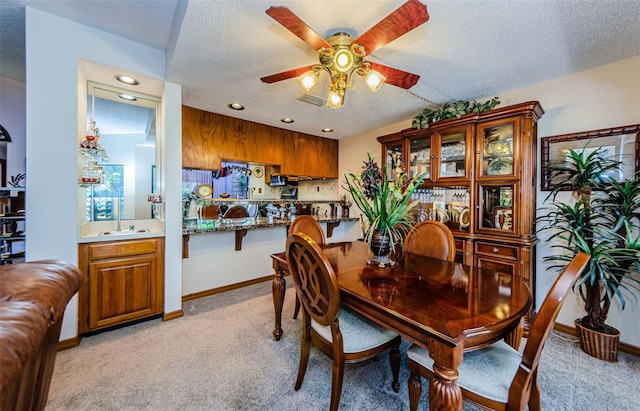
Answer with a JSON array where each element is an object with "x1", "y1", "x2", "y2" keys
[{"x1": 260, "y1": 0, "x2": 430, "y2": 109}]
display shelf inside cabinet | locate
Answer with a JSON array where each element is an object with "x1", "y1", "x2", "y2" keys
[{"x1": 79, "y1": 147, "x2": 109, "y2": 160}]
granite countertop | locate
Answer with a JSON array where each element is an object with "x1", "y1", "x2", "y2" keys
[
  {"x1": 196, "y1": 198, "x2": 341, "y2": 205},
  {"x1": 182, "y1": 216, "x2": 360, "y2": 235}
]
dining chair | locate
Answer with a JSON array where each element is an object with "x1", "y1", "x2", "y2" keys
[
  {"x1": 406, "y1": 252, "x2": 590, "y2": 411},
  {"x1": 404, "y1": 220, "x2": 456, "y2": 261},
  {"x1": 200, "y1": 204, "x2": 220, "y2": 220},
  {"x1": 286, "y1": 232, "x2": 402, "y2": 411},
  {"x1": 288, "y1": 216, "x2": 326, "y2": 319}
]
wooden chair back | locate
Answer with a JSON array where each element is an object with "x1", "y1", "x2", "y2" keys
[
  {"x1": 507, "y1": 252, "x2": 590, "y2": 409},
  {"x1": 286, "y1": 233, "x2": 339, "y2": 327},
  {"x1": 288, "y1": 216, "x2": 326, "y2": 246},
  {"x1": 404, "y1": 220, "x2": 455, "y2": 261},
  {"x1": 200, "y1": 204, "x2": 220, "y2": 220},
  {"x1": 286, "y1": 233, "x2": 402, "y2": 411},
  {"x1": 223, "y1": 205, "x2": 250, "y2": 219}
]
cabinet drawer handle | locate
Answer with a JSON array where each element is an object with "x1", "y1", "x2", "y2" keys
[{"x1": 492, "y1": 247, "x2": 499, "y2": 254}]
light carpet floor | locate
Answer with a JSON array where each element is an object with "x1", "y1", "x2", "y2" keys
[{"x1": 46, "y1": 280, "x2": 640, "y2": 410}]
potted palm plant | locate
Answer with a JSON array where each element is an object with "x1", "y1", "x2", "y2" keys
[
  {"x1": 344, "y1": 153, "x2": 426, "y2": 267},
  {"x1": 538, "y1": 145, "x2": 640, "y2": 361}
]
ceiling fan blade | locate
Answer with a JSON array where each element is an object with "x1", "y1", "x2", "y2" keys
[
  {"x1": 368, "y1": 62, "x2": 420, "y2": 89},
  {"x1": 354, "y1": 0, "x2": 429, "y2": 55},
  {"x1": 266, "y1": 6, "x2": 333, "y2": 51},
  {"x1": 260, "y1": 65, "x2": 316, "y2": 84}
]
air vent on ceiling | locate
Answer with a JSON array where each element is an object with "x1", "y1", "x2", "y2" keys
[{"x1": 297, "y1": 93, "x2": 324, "y2": 106}]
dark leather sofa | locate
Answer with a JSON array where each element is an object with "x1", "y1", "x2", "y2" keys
[{"x1": 0, "y1": 260, "x2": 83, "y2": 411}]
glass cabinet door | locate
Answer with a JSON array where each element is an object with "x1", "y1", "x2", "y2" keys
[
  {"x1": 437, "y1": 129, "x2": 468, "y2": 179},
  {"x1": 477, "y1": 183, "x2": 517, "y2": 234},
  {"x1": 409, "y1": 135, "x2": 432, "y2": 180},
  {"x1": 383, "y1": 141, "x2": 404, "y2": 181},
  {"x1": 479, "y1": 122, "x2": 516, "y2": 178}
]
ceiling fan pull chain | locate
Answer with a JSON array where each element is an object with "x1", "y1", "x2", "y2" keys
[{"x1": 405, "y1": 89, "x2": 441, "y2": 109}]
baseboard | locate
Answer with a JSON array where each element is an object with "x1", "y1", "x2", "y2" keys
[
  {"x1": 57, "y1": 335, "x2": 81, "y2": 351},
  {"x1": 182, "y1": 275, "x2": 274, "y2": 302},
  {"x1": 163, "y1": 309, "x2": 183, "y2": 321},
  {"x1": 554, "y1": 323, "x2": 640, "y2": 357}
]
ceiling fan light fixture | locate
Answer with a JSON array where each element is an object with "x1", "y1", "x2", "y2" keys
[
  {"x1": 298, "y1": 70, "x2": 319, "y2": 92},
  {"x1": 333, "y1": 48, "x2": 354, "y2": 72},
  {"x1": 327, "y1": 88, "x2": 344, "y2": 109},
  {"x1": 364, "y1": 69, "x2": 386, "y2": 92},
  {"x1": 262, "y1": 1, "x2": 430, "y2": 109}
]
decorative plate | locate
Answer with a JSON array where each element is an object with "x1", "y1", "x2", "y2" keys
[
  {"x1": 253, "y1": 167, "x2": 264, "y2": 178},
  {"x1": 197, "y1": 184, "x2": 213, "y2": 197},
  {"x1": 488, "y1": 158, "x2": 513, "y2": 175},
  {"x1": 459, "y1": 208, "x2": 470, "y2": 229}
]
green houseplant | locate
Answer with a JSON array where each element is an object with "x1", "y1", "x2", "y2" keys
[
  {"x1": 411, "y1": 97, "x2": 501, "y2": 129},
  {"x1": 538, "y1": 145, "x2": 640, "y2": 361},
  {"x1": 344, "y1": 153, "x2": 426, "y2": 267}
]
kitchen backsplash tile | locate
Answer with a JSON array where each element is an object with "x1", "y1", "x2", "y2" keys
[{"x1": 297, "y1": 179, "x2": 339, "y2": 200}]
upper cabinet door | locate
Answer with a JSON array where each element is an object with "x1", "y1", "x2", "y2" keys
[
  {"x1": 408, "y1": 132, "x2": 432, "y2": 181},
  {"x1": 436, "y1": 125, "x2": 472, "y2": 180},
  {"x1": 378, "y1": 132, "x2": 405, "y2": 182},
  {"x1": 477, "y1": 119, "x2": 519, "y2": 179}
]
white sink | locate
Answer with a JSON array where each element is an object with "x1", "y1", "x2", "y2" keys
[
  {"x1": 78, "y1": 220, "x2": 164, "y2": 243},
  {"x1": 98, "y1": 229, "x2": 151, "y2": 236}
]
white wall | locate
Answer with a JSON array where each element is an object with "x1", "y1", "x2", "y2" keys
[
  {"x1": 182, "y1": 221, "x2": 360, "y2": 295},
  {"x1": 339, "y1": 56, "x2": 640, "y2": 347},
  {"x1": 161, "y1": 81, "x2": 183, "y2": 316},
  {"x1": 0, "y1": 77, "x2": 26, "y2": 181},
  {"x1": 25, "y1": 8, "x2": 182, "y2": 340}
]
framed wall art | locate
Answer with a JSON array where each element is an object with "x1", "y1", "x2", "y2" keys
[{"x1": 540, "y1": 124, "x2": 640, "y2": 191}]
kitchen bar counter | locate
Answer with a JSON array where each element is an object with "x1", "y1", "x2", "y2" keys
[
  {"x1": 182, "y1": 215, "x2": 360, "y2": 255},
  {"x1": 196, "y1": 198, "x2": 341, "y2": 205}
]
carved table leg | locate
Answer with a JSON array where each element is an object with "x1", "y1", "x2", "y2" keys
[
  {"x1": 272, "y1": 267, "x2": 286, "y2": 341},
  {"x1": 504, "y1": 317, "x2": 524, "y2": 351},
  {"x1": 428, "y1": 341, "x2": 463, "y2": 411}
]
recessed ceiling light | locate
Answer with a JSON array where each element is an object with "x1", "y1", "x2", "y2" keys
[
  {"x1": 118, "y1": 93, "x2": 137, "y2": 101},
  {"x1": 228, "y1": 103, "x2": 245, "y2": 110},
  {"x1": 281, "y1": 118, "x2": 294, "y2": 123},
  {"x1": 115, "y1": 74, "x2": 139, "y2": 85},
  {"x1": 321, "y1": 128, "x2": 333, "y2": 133}
]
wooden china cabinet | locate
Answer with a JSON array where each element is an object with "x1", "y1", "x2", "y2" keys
[{"x1": 378, "y1": 101, "x2": 544, "y2": 314}]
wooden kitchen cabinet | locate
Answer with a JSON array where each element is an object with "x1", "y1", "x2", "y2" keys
[
  {"x1": 78, "y1": 237, "x2": 164, "y2": 333},
  {"x1": 182, "y1": 106, "x2": 338, "y2": 178},
  {"x1": 377, "y1": 101, "x2": 543, "y2": 314},
  {"x1": 279, "y1": 131, "x2": 338, "y2": 178}
]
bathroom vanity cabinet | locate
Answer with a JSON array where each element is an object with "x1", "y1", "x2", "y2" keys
[{"x1": 78, "y1": 237, "x2": 164, "y2": 333}]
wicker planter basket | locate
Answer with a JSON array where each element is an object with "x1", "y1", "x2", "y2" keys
[{"x1": 574, "y1": 318, "x2": 620, "y2": 362}]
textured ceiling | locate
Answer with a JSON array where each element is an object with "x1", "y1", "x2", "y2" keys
[{"x1": 2, "y1": 0, "x2": 639, "y2": 139}]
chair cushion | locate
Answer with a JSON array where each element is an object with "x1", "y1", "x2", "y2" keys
[
  {"x1": 312, "y1": 306, "x2": 398, "y2": 354},
  {"x1": 407, "y1": 340, "x2": 522, "y2": 403}
]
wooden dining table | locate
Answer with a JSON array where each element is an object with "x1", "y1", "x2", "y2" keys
[{"x1": 270, "y1": 240, "x2": 531, "y2": 411}]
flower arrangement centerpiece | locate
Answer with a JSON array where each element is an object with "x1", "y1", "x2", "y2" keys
[{"x1": 344, "y1": 153, "x2": 426, "y2": 267}]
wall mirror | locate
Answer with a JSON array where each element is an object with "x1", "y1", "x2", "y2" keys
[
  {"x1": 81, "y1": 81, "x2": 160, "y2": 221},
  {"x1": 540, "y1": 124, "x2": 640, "y2": 191}
]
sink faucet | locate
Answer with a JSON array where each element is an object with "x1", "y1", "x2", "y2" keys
[{"x1": 129, "y1": 224, "x2": 135, "y2": 231}]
